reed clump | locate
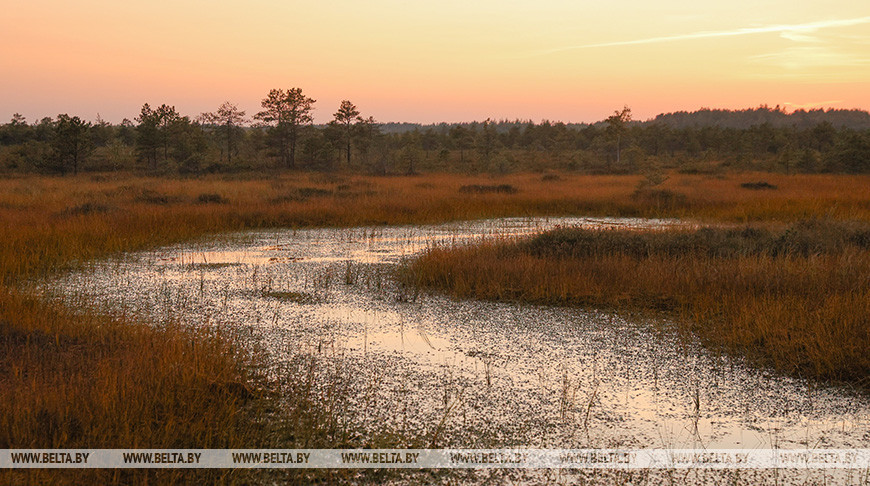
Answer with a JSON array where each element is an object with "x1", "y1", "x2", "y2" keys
[{"x1": 408, "y1": 220, "x2": 870, "y2": 384}]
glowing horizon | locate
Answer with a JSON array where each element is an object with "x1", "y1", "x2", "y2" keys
[{"x1": 1, "y1": 1, "x2": 868, "y2": 125}]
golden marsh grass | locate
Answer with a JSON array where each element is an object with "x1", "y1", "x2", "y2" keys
[
  {"x1": 408, "y1": 221, "x2": 870, "y2": 384},
  {"x1": 2, "y1": 171, "x2": 870, "y2": 482}
]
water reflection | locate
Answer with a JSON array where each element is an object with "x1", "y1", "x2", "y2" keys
[{"x1": 49, "y1": 217, "x2": 870, "y2": 454}]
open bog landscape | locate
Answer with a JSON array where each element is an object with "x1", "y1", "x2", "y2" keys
[
  {"x1": 46, "y1": 217, "x2": 870, "y2": 481},
  {"x1": 2, "y1": 172, "x2": 870, "y2": 484},
  {"x1": 4, "y1": 3, "x2": 870, "y2": 483}
]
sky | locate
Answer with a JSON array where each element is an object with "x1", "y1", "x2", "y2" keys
[{"x1": 1, "y1": 1, "x2": 869, "y2": 124}]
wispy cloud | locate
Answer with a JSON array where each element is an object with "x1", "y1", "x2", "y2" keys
[
  {"x1": 538, "y1": 16, "x2": 870, "y2": 54},
  {"x1": 749, "y1": 46, "x2": 870, "y2": 70},
  {"x1": 782, "y1": 100, "x2": 843, "y2": 110},
  {"x1": 779, "y1": 31, "x2": 819, "y2": 43}
]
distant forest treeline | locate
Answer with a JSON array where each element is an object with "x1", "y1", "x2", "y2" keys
[
  {"x1": 1, "y1": 94, "x2": 869, "y2": 175},
  {"x1": 649, "y1": 106, "x2": 870, "y2": 130}
]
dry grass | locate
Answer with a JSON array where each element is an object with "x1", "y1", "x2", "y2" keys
[
  {"x1": 2, "y1": 171, "x2": 870, "y2": 483},
  {"x1": 4, "y1": 171, "x2": 870, "y2": 283},
  {"x1": 407, "y1": 221, "x2": 870, "y2": 384},
  {"x1": 0, "y1": 285, "x2": 381, "y2": 484},
  {"x1": 0, "y1": 288, "x2": 258, "y2": 484}
]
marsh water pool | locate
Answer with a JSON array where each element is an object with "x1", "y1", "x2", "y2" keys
[{"x1": 45, "y1": 216, "x2": 870, "y2": 481}]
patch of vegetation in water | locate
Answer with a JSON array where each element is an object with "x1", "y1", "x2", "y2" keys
[
  {"x1": 408, "y1": 219, "x2": 870, "y2": 385},
  {"x1": 189, "y1": 262, "x2": 245, "y2": 270}
]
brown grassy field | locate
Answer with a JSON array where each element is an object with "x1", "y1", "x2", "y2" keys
[
  {"x1": 5, "y1": 171, "x2": 870, "y2": 282},
  {"x1": 2, "y1": 171, "x2": 870, "y2": 483},
  {"x1": 408, "y1": 220, "x2": 870, "y2": 384}
]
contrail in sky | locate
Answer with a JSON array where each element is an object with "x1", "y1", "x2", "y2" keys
[{"x1": 539, "y1": 16, "x2": 870, "y2": 54}]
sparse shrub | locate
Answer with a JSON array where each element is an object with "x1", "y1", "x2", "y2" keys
[
  {"x1": 298, "y1": 187, "x2": 332, "y2": 198},
  {"x1": 135, "y1": 189, "x2": 176, "y2": 205},
  {"x1": 308, "y1": 173, "x2": 346, "y2": 184},
  {"x1": 60, "y1": 202, "x2": 113, "y2": 216},
  {"x1": 458, "y1": 184, "x2": 518, "y2": 194},
  {"x1": 740, "y1": 181, "x2": 778, "y2": 190},
  {"x1": 270, "y1": 187, "x2": 333, "y2": 203},
  {"x1": 630, "y1": 188, "x2": 687, "y2": 209},
  {"x1": 636, "y1": 167, "x2": 669, "y2": 189},
  {"x1": 195, "y1": 193, "x2": 227, "y2": 204}
]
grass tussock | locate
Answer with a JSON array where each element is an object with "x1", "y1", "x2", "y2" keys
[{"x1": 408, "y1": 220, "x2": 870, "y2": 385}]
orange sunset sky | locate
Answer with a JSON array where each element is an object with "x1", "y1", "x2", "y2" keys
[{"x1": 1, "y1": 1, "x2": 869, "y2": 124}]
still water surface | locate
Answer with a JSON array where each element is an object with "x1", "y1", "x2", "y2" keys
[{"x1": 48, "y1": 217, "x2": 870, "y2": 459}]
